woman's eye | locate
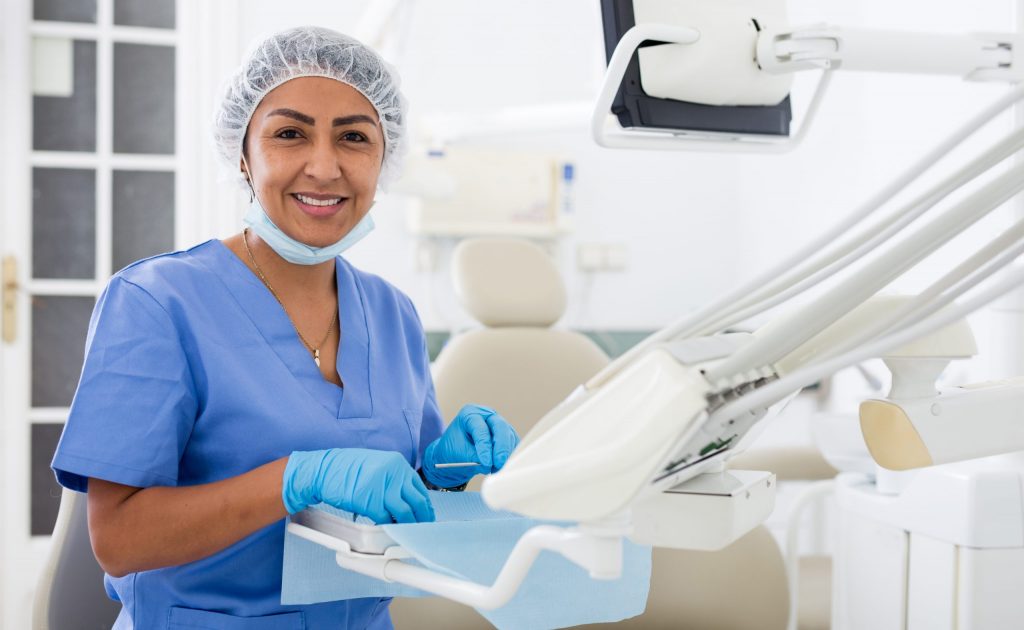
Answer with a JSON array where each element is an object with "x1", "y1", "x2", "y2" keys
[
  {"x1": 341, "y1": 131, "x2": 367, "y2": 142},
  {"x1": 277, "y1": 129, "x2": 301, "y2": 139}
]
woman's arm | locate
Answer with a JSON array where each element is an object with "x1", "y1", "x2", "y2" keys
[
  {"x1": 88, "y1": 457, "x2": 289, "y2": 578},
  {"x1": 88, "y1": 448, "x2": 434, "y2": 578}
]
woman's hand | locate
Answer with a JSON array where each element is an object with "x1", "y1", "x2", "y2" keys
[
  {"x1": 282, "y1": 448, "x2": 435, "y2": 524},
  {"x1": 421, "y1": 404, "x2": 520, "y2": 488},
  {"x1": 88, "y1": 448, "x2": 434, "y2": 578}
]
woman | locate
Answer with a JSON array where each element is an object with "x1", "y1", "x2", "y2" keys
[{"x1": 51, "y1": 26, "x2": 518, "y2": 629}]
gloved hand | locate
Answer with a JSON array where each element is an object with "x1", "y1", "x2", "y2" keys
[
  {"x1": 282, "y1": 448, "x2": 435, "y2": 524},
  {"x1": 422, "y1": 404, "x2": 520, "y2": 488}
]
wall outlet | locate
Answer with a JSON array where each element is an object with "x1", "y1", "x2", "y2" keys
[
  {"x1": 576, "y1": 242, "x2": 628, "y2": 272},
  {"x1": 604, "y1": 243, "x2": 628, "y2": 271}
]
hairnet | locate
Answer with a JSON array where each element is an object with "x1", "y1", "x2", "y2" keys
[{"x1": 213, "y1": 26, "x2": 407, "y2": 190}]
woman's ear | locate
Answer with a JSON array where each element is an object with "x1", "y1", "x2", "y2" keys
[{"x1": 240, "y1": 156, "x2": 255, "y2": 202}]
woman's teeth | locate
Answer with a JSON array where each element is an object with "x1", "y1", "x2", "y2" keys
[{"x1": 295, "y1": 194, "x2": 342, "y2": 207}]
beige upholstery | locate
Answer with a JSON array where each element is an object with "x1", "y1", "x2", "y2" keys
[
  {"x1": 728, "y1": 446, "x2": 839, "y2": 481},
  {"x1": 431, "y1": 328, "x2": 609, "y2": 429},
  {"x1": 391, "y1": 237, "x2": 799, "y2": 629},
  {"x1": 798, "y1": 555, "x2": 833, "y2": 630},
  {"x1": 451, "y1": 238, "x2": 566, "y2": 328},
  {"x1": 389, "y1": 594, "x2": 493, "y2": 629},
  {"x1": 579, "y1": 526, "x2": 790, "y2": 630},
  {"x1": 433, "y1": 238, "x2": 609, "y2": 434}
]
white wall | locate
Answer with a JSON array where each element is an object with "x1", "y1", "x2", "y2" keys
[{"x1": 223, "y1": 0, "x2": 1018, "y2": 368}]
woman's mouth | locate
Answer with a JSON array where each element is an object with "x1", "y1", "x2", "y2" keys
[{"x1": 291, "y1": 193, "x2": 347, "y2": 217}]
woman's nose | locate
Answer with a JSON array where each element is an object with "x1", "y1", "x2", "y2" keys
[{"x1": 304, "y1": 140, "x2": 343, "y2": 181}]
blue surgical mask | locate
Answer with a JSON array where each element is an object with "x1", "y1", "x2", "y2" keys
[{"x1": 242, "y1": 197, "x2": 375, "y2": 265}]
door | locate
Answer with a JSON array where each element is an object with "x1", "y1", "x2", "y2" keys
[{"x1": 0, "y1": 1, "x2": 224, "y2": 627}]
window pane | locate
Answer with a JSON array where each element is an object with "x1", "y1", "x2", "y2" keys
[
  {"x1": 33, "y1": 39, "x2": 97, "y2": 152},
  {"x1": 32, "y1": 168, "x2": 96, "y2": 280},
  {"x1": 113, "y1": 43, "x2": 175, "y2": 154},
  {"x1": 33, "y1": 0, "x2": 97, "y2": 23},
  {"x1": 31, "y1": 423, "x2": 64, "y2": 536},
  {"x1": 32, "y1": 295, "x2": 95, "y2": 408},
  {"x1": 114, "y1": 0, "x2": 175, "y2": 29},
  {"x1": 113, "y1": 170, "x2": 175, "y2": 271}
]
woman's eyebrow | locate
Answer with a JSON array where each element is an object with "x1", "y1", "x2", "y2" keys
[
  {"x1": 265, "y1": 109, "x2": 377, "y2": 128},
  {"x1": 332, "y1": 114, "x2": 378, "y2": 127},
  {"x1": 266, "y1": 108, "x2": 315, "y2": 125}
]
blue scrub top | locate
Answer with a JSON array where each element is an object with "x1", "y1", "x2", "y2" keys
[{"x1": 52, "y1": 239, "x2": 445, "y2": 630}]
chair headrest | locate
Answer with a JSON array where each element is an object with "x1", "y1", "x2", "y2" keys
[{"x1": 452, "y1": 238, "x2": 567, "y2": 327}]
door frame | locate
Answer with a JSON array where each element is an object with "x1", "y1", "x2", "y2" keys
[{"x1": 1, "y1": 0, "x2": 35, "y2": 626}]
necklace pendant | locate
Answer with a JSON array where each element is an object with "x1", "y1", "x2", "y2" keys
[{"x1": 313, "y1": 348, "x2": 321, "y2": 368}]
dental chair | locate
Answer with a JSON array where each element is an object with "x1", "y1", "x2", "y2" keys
[
  {"x1": 389, "y1": 237, "x2": 819, "y2": 630},
  {"x1": 33, "y1": 487, "x2": 121, "y2": 629},
  {"x1": 390, "y1": 237, "x2": 611, "y2": 629},
  {"x1": 428, "y1": 237, "x2": 612, "y2": 438}
]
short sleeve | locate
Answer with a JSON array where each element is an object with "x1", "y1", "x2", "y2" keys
[{"x1": 52, "y1": 276, "x2": 198, "y2": 492}]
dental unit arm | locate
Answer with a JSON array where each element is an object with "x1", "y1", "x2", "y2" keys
[
  {"x1": 484, "y1": 0, "x2": 1024, "y2": 515},
  {"x1": 291, "y1": 0, "x2": 1024, "y2": 612}
]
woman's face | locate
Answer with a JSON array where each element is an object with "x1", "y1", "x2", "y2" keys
[{"x1": 242, "y1": 77, "x2": 384, "y2": 248}]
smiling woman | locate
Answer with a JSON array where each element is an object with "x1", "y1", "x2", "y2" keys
[
  {"x1": 47, "y1": 25, "x2": 519, "y2": 630},
  {"x1": 241, "y1": 78, "x2": 384, "y2": 249}
]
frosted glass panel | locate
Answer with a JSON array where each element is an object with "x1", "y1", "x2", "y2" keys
[
  {"x1": 31, "y1": 423, "x2": 64, "y2": 536},
  {"x1": 32, "y1": 168, "x2": 95, "y2": 280},
  {"x1": 114, "y1": 0, "x2": 175, "y2": 28},
  {"x1": 113, "y1": 43, "x2": 175, "y2": 154},
  {"x1": 33, "y1": 39, "x2": 96, "y2": 152},
  {"x1": 31, "y1": 296, "x2": 94, "y2": 407},
  {"x1": 34, "y1": 0, "x2": 97, "y2": 23},
  {"x1": 112, "y1": 170, "x2": 175, "y2": 271}
]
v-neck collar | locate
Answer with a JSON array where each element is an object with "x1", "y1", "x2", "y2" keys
[{"x1": 196, "y1": 239, "x2": 373, "y2": 420}]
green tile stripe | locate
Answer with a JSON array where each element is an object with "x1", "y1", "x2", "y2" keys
[{"x1": 425, "y1": 330, "x2": 656, "y2": 362}]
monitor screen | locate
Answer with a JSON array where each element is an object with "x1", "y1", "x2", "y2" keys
[{"x1": 600, "y1": 0, "x2": 792, "y2": 137}]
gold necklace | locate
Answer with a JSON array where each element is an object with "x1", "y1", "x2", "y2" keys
[{"x1": 242, "y1": 228, "x2": 338, "y2": 368}]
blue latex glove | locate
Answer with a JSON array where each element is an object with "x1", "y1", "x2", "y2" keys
[
  {"x1": 282, "y1": 448, "x2": 435, "y2": 524},
  {"x1": 422, "y1": 404, "x2": 520, "y2": 488}
]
